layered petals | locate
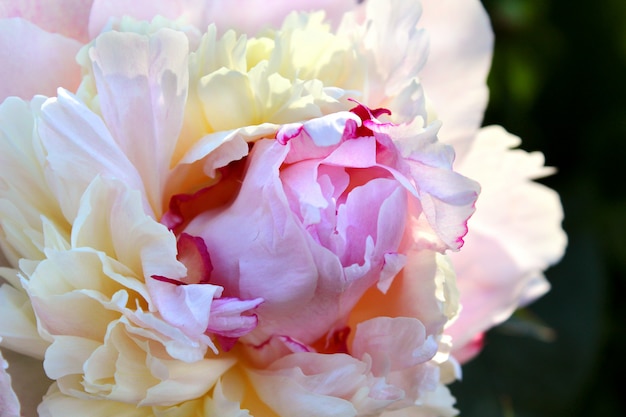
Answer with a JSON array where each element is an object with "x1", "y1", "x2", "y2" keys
[
  {"x1": 181, "y1": 108, "x2": 477, "y2": 365},
  {"x1": 0, "y1": 0, "x2": 567, "y2": 415}
]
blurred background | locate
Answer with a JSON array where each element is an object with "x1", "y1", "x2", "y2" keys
[{"x1": 451, "y1": 0, "x2": 626, "y2": 415}]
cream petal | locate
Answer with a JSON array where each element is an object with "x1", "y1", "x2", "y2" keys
[
  {"x1": 0, "y1": 18, "x2": 82, "y2": 102},
  {"x1": 39, "y1": 384, "x2": 155, "y2": 417},
  {"x1": 71, "y1": 176, "x2": 183, "y2": 283},
  {"x1": 0, "y1": 97, "x2": 67, "y2": 264},
  {"x1": 203, "y1": 379, "x2": 252, "y2": 417},
  {"x1": 89, "y1": 29, "x2": 189, "y2": 215},
  {"x1": 247, "y1": 352, "x2": 399, "y2": 417},
  {"x1": 38, "y1": 90, "x2": 150, "y2": 222},
  {"x1": 349, "y1": 251, "x2": 459, "y2": 339},
  {"x1": 0, "y1": 283, "x2": 48, "y2": 359}
]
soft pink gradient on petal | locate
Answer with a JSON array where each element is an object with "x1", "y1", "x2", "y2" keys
[
  {"x1": 0, "y1": 18, "x2": 82, "y2": 102},
  {"x1": 88, "y1": 0, "x2": 357, "y2": 38},
  {"x1": 418, "y1": 0, "x2": 494, "y2": 159},
  {"x1": 447, "y1": 126, "x2": 567, "y2": 359},
  {"x1": 148, "y1": 276, "x2": 222, "y2": 345},
  {"x1": 0, "y1": 0, "x2": 94, "y2": 41},
  {"x1": 203, "y1": 0, "x2": 357, "y2": 35}
]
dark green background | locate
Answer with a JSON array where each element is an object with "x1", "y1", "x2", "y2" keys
[{"x1": 451, "y1": 0, "x2": 626, "y2": 416}]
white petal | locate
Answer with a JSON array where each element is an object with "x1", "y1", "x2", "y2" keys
[
  {"x1": 38, "y1": 89, "x2": 149, "y2": 221},
  {"x1": 90, "y1": 29, "x2": 189, "y2": 215},
  {"x1": 447, "y1": 126, "x2": 567, "y2": 353},
  {"x1": 419, "y1": 0, "x2": 494, "y2": 159}
]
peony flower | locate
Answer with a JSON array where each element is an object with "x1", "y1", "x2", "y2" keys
[{"x1": 0, "y1": 0, "x2": 566, "y2": 416}]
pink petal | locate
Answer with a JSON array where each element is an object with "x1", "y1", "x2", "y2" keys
[
  {"x1": 184, "y1": 140, "x2": 346, "y2": 346},
  {"x1": 0, "y1": 0, "x2": 94, "y2": 42},
  {"x1": 0, "y1": 18, "x2": 82, "y2": 102},
  {"x1": 147, "y1": 276, "x2": 222, "y2": 344},
  {"x1": 418, "y1": 0, "x2": 494, "y2": 159},
  {"x1": 203, "y1": 0, "x2": 357, "y2": 35},
  {"x1": 207, "y1": 297, "x2": 263, "y2": 338}
]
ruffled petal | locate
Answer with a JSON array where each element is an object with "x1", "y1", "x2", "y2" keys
[
  {"x1": 0, "y1": 18, "x2": 82, "y2": 102},
  {"x1": 247, "y1": 352, "x2": 401, "y2": 417}
]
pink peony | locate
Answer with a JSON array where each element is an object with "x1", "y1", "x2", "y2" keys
[
  {"x1": 175, "y1": 104, "x2": 478, "y2": 361},
  {"x1": 0, "y1": 0, "x2": 566, "y2": 415}
]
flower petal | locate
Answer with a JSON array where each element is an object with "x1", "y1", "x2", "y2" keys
[
  {"x1": 447, "y1": 126, "x2": 567, "y2": 359},
  {"x1": 89, "y1": 28, "x2": 189, "y2": 215},
  {"x1": 88, "y1": 0, "x2": 205, "y2": 39},
  {"x1": 0, "y1": 0, "x2": 94, "y2": 41},
  {"x1": 247, "y1": 352, "x2": 401, "y2": 417},
  {"x1": 203, "y1": 0, "x2": 357, "y2": 35},
  {"x1": 418, "y1": 0, "x2": 494, "y2": 158},
  {"x1": 38, "y1": 89, "x2": 149, "y2": 222},
  {"x1": 0, "y1": 18, "x2": 81, "y2": 102}
]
